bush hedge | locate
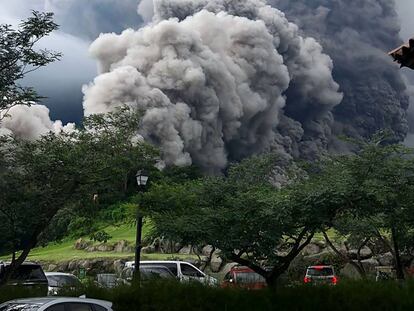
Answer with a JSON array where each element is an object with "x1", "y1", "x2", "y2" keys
[{"x1": 2, "y1": 281, "x2": 414, "y2": 310}]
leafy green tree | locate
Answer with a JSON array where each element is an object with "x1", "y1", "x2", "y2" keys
[
  {"x1": 0, "y1": 108, "x2": 158, "y2": 285},
  {"x1": 313, "y1": 136, "x2": 414, "y2": 280},
  {"x1": 0, "y1": 11, "x2": 61, "y2": 118},
  {"x1": 341, "y1": 140, "x2": 414, "y2": 280},
  {"x1": 144, "y1": 155, "x2": 344, "y2": 286}
]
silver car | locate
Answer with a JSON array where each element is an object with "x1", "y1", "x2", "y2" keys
[
  {"x1": 0, "y1": 297, "x2": 113, "y2": 311},
  {"x1": 45, "y1": 272, "x2": 82, "y2": 296}
]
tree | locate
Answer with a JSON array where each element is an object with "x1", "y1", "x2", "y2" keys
[
  {"x1": 313, "y1": 135, "x2": 414, "y2": 280},
  {"x1": 0, "y1": 108, "x2": 158, "y2": 285},
  {"x1": 0, "y1": 11, "x2": 61, "y2": 119},
  {"x1": 144, "y1": 155, "x2": 344, "y2": 286},
  {"x1": 341, "y1": 140, "x2": 414, "y2": 280}
]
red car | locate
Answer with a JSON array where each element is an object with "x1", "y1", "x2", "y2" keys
[{"x1": 222, "y1": 266, "x2": 267, "y2": 290}]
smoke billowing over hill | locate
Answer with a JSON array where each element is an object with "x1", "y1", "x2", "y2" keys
[
  {"x1": 1, "y1": 0, "x2": 409, "y2": 173},
  {"x1": 83, "y1": 0, "x2": 344, "y2": 172},
  {"x1": 271, "y1": 0, "x2": 409, "y2": 150}
]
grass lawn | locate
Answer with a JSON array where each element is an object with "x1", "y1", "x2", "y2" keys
[{"x1": 0, "y1": 223, "x2": 196, "y2": 264}]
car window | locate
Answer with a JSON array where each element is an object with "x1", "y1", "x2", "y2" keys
[
  {"x1": 0, "y1": 265, "x2": 46, "y2": 282},
  {"x1": 0, "y1": 303, "x2": 40, "y2": 311},
  {"x1": 235, "y1": 272, "x2": 266, "y2": 284},
  {"x1": 47, "y1": 275, "x2": 81, "y2": 287},
  {"x1": 180, "y1": 264, "x2": 204, "y2": 278},
  {"x1": 45, "y1": 304, "x2": 65, "y2": 311},
  {"x1": 307, "y1": 267, "x2": 334, "y2": 276},
  {"x1": 66, "y1": 303, "x2": 93, "y2": 311},
  {"x1": 140, "y1": 267, "x2": 174, "y2": 280},
  {"x1": 92, "y1": 305, "x2": 107, "y2": 311},
  {"x1": 142, "y1": 263, "x2": 177, "y2": 276}
]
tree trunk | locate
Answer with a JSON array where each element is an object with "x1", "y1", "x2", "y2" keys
[
  {"x1": 391, "y1": 227, "x2": 405, "y2": 280},
  {"x1": 323, "y1": 231, "x2": 367, "y2": 279}
]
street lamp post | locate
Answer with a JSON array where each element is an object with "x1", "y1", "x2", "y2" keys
[{"x1": 134, "y1": 169, "x2": 149, "y2": 281}]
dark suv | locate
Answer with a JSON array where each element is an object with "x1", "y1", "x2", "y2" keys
[{"x1": 0, "y1": 262, "x2": 48, "y2": 295}]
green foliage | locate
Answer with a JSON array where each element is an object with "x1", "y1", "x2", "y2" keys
[
  {"x1": 0, "y1": 107, "x2": 158, "y2": 270},
  {"x1": 144, "y1": 155, "x2": 331, "y2": 285},
  {"x1": 100, "y1": 202, "x2": 137, "y2": 224},
  {"x1": 89, "y1": 231, "x2": 112, "y2": 243},
  {"x1": 17, "y1": 281, "x2": 414, "y2": 311},
  {"x1": 0, "y1": 11, "x2": 61, "y2": 115},
  {"x1": 67, "y1": 217, "x2": 99, "y2": 238}
]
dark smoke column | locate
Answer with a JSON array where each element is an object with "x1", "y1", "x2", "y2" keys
[
  {"x1": 271, "y1": 0, "x2": 409, "y2": 146},
  {"x1": 83, "y1": 0, "x2": 343, "y2": 172}
]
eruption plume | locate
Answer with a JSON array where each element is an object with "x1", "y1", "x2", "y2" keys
[
  {"x1": 83, "y1": 0, "x2": 343, "y2": 172},
  {"x1": 271, "y1": 0, "x2": 409, "y2": 148}
]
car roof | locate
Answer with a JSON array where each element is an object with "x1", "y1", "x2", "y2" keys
[
  {"x1": 308, "y1": 265, "x2": 333, "y2": 268},
  {"x1": 231, "y1": 267, "x2": 256, "y2": 273},
  {"x1": 45, "y1": 272, "x2": 77, "y2": 276},
  {"x1": 4, "y1": 298, "x2": 55, "y2": 305},
  {"x1": 141, "y1": 261, "x2": 185, "y2": 264},
  {"x1": 1, "y1": 261, "x2": 40, "y2": 266},
  {"x1": 4, "y1": 297, "x2": 112, "y2": 307}
]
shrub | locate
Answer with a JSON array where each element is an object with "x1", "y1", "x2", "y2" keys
[
  {"x1": 28, "y1": 281, "x2": 414, "y2": 311},
  {"x1": 68, "y1": 217, "x2": 99, "y2": 238},
  {"x1": 90, "y1": 231, "x2": 113, "y2": 243}
]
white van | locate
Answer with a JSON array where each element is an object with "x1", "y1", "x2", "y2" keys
[{"x1": 124, "y1": 261, "x2": 217, "y2": 286}]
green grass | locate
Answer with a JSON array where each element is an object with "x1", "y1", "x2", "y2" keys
[{"x1": 1, "y1": 223, "x2": 196, "y2": 264}]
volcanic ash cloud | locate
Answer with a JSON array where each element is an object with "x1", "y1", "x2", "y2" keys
[
  {"x1": 0, "y1": 105, "x2": 75, "y2": 140},
  {"x1": 83, "y1": 0, "x2": 343, "y2": 172}
]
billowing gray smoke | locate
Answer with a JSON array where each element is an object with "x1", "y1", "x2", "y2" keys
[
  {"x1": 83, "y1": 0, "x2": 343, "y2": 172},
  {"x1": 271, "y1": 0, "x2": 409, "y2": 147}
]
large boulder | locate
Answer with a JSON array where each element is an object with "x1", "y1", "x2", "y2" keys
[
  {"x1": 202, "y1": 245, "x2": 215, "y2": 257},
  {"x1": 142, "y1": 245, "x2": 156, "y2": 254},
  {"x1": 68, "y1": 260, "x2": 79, "y2": 272},
  {"x1": 377, "y1": 252, "x2": 394, "y2": 266},
  {"x1": 340, "y1": 263, "x2": 362, "y2": 280},
  {"x1": 210, "y1": 254, "x2": 223, "y2": 273},
  {"x1": 361, "y1": 258, "x2": 380, "y2": 274},
  {"x1": 96, "y1": 244, "x2": 114, "y2": 252},
  {"x1": 348, "y1": 246, "x2": 372, "y2": 259},
  {"x1": 74, "y1": 238, "x2": 92, "y2": 250},
  {"x1": 179, "y1": 245, "x2": 194, "y2": 255},
  {"x1": 113, "y1": 260, "x2": 125, "y2": 275},
  {"x1": 304, "y1": 250, "x2": 336, "y2": 264},
  {"x1": 159, "y1": 239, "x2": 182, "y2": 253},
  {"x1": 114, "y1": 240, "x2": 134, "y2": 253},
  {"x1": 301, "y1": 243, "x2": 321, "y2": 256}
]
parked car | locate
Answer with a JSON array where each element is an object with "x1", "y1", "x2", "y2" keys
[
  {"x1": 304, "y1": 265, "x2": 338, "y2": 285},
  {"x1": 45, "y1": 272, "x2": 82, "y2": 296},
  {"x1": 125, "y1": 261, "x2": 218, "y2": 286},
  {"x1": 375, "y1": 266, "x2": 396, "y2": 281},
  {"x1": 95, "y1": 274, "x2": 119, "y2": 289},
  {"x1": 0, "y1": 297, "x2": 113, "y2": 311},
  {"x1": 120, "y1": 265, "x2": 176, "y2": 284},
  {"x1": 222, "y1": 266, "x2": 267, "y2": 290},
  {"x1": 0, "y1": 261, "x2": 48, "y2": 295}
]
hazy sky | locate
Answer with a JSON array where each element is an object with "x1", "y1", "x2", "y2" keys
[{"x1": 0, "y1": 0, "x2": 413, "y2": 124}]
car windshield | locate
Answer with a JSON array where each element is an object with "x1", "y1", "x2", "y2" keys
[
  {"x1": 235, "y1": 272, "x2": 266, "y2": 284},
  {"x1": 47, "y1": 275, "x2": 81, "y2": 287},
  {"x1": 0, "y1": 303, "x2": 41, "y2": 311},
  {"x1": 307, "y1": 267, "x2": 334, "y2": 276},
  {"x1": 0, "y1": 265, "x2": 46, "y2": 282}
]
